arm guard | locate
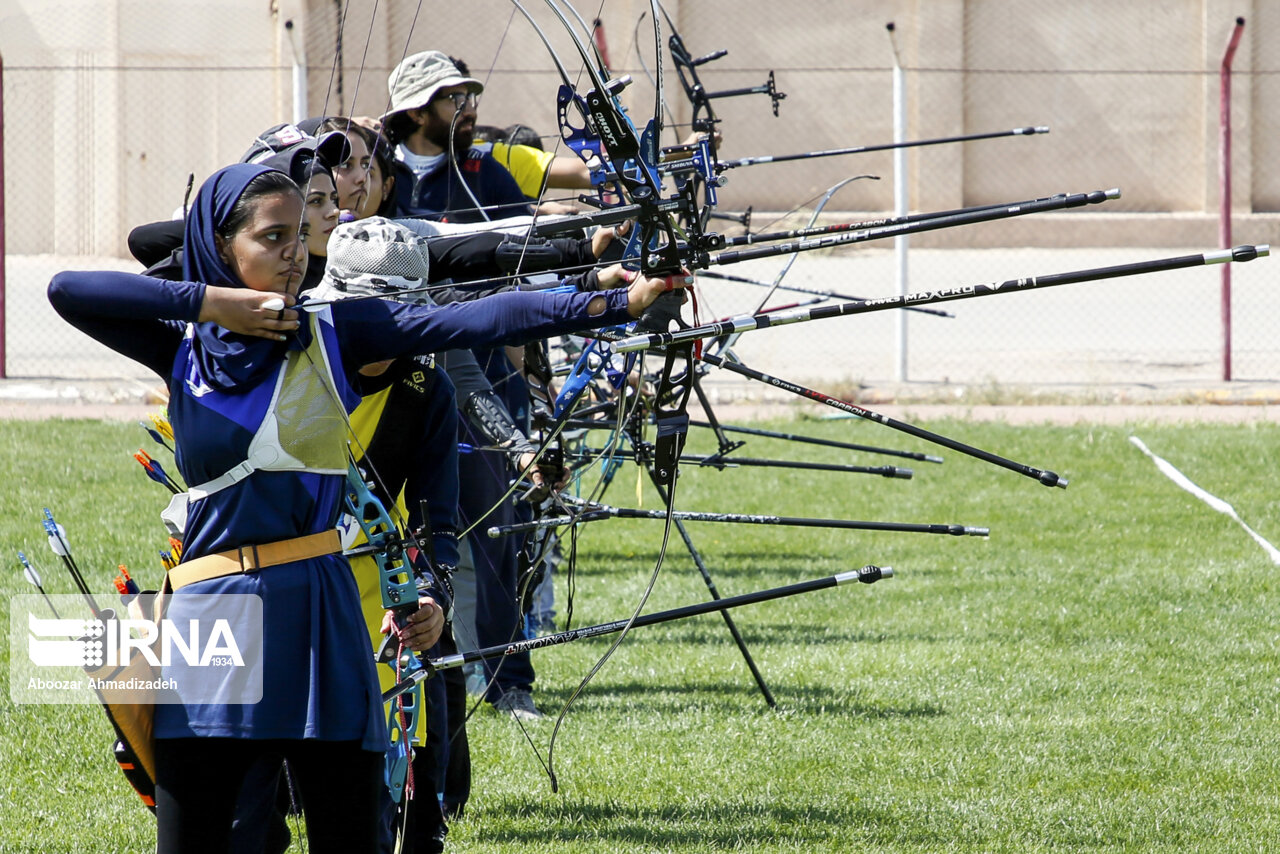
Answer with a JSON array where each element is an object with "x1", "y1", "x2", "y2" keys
[{"x1": 462, "y1": 389, "x2": 537, "y2": 467}]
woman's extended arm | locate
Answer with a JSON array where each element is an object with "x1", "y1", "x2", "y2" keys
[
  {"x1": 48, "y1": 270, "x2": 203, "y2": 376},
  {"x1": 334, "y1": 287, "x2": 627, "y2": 366},
  {"x1": 49, "y1": 270, "x2": 304, "y2": 376},
  {"x1": 336, "y1": 274, "x2": 689, "y2": 366}
]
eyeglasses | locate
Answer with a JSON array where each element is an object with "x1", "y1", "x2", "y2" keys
[{"x1": 435, "y1": 91, "x2": 480, "y2": 111}]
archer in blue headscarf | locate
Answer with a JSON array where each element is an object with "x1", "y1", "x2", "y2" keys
[{"x1": 47, "y1": 156, "x2": 681, "y2": 853}]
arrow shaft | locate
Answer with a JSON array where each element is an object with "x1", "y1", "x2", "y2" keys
[
  {"x1": 698, "y1": 353, "x2": 1066, "y2": 488},
  {"x1": 686, "y1": 420, "x2": 942, "y2": 462}
]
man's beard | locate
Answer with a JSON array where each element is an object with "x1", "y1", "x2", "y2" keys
[{"x1": 424, "y1": 112, "x2": 474, "y2": 156}]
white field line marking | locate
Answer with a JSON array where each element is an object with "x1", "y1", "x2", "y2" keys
[{"x1": 1129, "y1": 435, "x2": 1280, "y2": 565}]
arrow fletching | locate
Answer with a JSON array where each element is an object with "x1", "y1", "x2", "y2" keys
[{"x1": 18, "y1": 551, "x2": 43, "y2": 588}]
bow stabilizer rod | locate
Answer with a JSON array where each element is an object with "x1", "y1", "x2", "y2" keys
[
  {"x1": 617, "y1": 245, "x2": 1272, "y2": 358},
  {"x1": 686, "y1": 420, "x2": 945, "y2": 463},
  {"x1": 716, "y1": 126, "x2": 1049, "y2": 172},
  {"x1": 383, "y1": 565, "x2": 893, "y2": 702},
  {"x1": 696, "y1": 354, "x2": 1070, "y2": 488},
  {"x1": 708, "y1": 188, "x2": 1119, "y2": 266},
  {"x1": 565, "y1": 446, "x2": 914, "y2": 478},
  {"x1": 721, "y1": 192, "x2": 1072, "y2": 248},
  {"x1": 486, "y1": 503, "x2": 988, "y2": 538}
]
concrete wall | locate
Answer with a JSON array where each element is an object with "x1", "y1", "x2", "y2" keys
[
  {"x1": 1, "y1": 0, "x2": 296, "y2": 255},
  {"x1": 3, "y1": 0, "x2": 1278, "y2": 255}
]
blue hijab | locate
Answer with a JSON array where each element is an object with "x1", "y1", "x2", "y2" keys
[{"x1": 183, "y1": 163, "x2": 309, "y2": 391}]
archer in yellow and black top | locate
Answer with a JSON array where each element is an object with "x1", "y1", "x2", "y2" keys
[
  {"x1": 347, "y1": 355, "x2": 466, "y2": 852},
  {"x1": 324, "y1": 220, "x2": 556, "y2": 850}
]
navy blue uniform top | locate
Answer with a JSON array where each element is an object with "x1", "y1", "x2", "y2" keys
[
  {"x1": 49, "y1": 270, "x2": 630, "y2": 555},
  {"x1": 48, "y1": 270, "x2": 630, "y2": 747}
]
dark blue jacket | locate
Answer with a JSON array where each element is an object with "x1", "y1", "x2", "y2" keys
[{"x1": 391, "y1": 146, "x2": 533, "y2": 222}]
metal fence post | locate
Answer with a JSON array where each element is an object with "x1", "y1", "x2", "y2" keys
[
  {"x1": 888, "y1": 23, "x2": 908, "y2": 382},
  {"x1": 1218, "y1": 16, "x2": 1245, "y2": 382}
]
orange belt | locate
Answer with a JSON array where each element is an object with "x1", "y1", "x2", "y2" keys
[{"x1": 167, "y1": 529, "x2": 342, "y2": 591}]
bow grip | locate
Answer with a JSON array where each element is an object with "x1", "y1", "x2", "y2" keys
[{"x1": 651, "y1": 342, "x2": 695, "y2": 487}]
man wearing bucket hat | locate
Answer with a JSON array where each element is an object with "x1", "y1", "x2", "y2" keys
[{"x1": 380, "y1": 51, "x2": 532, "y2": 222}]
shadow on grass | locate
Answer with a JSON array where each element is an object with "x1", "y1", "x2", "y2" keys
[
  {"x1": 577, "y1": 548, "x2": 818, "y2": 573},
  {"x1": 539, "y1": 679, "x2": 945, "y2": 720},
  {"x1": 773, "y1": 687, "x2": 944, "y2": 719},
  {"x1": 480, "y1": 798, "x2": 877, "y2": 848}
]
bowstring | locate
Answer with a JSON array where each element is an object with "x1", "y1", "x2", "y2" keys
[
  {"x1": 536, "y1": 0, "x2": 691, "y2": 792},
  {"x1": 337, "y1": 2, "x2": 633, "y2": 777},
  {"x1": 449, "y1": 0, "x2": 623, "y2": 558},
  {"x1": 523, "y1": 352, "x2": 649, "y2": 636},
  {"x1": 748, "y1": 174, "x2": 871, "y2": 314},
  {"x1": 352, "y1": 0, "x2": 428, "y2": 209},
  {"x1": 271, "y1": 4, "x2": 363, "y2": 847},
  {"x1": 317, "y1": 0, "x2": 673, "y2": 794},
  {"x1": 498, "y1": 0, "x2": 596, "y2": 279},
  {"x1": 389, "y1": 0, "x2": 654, "y2": 788},
  {"x1": 304, "y1": 5, "x2": 494, "y2": 846}
]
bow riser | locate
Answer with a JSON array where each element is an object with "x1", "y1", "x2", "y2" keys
[{"x1": 342, "y1": 462, "x2": 425, "y2": 803}]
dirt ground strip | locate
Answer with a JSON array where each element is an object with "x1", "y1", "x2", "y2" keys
[{"x1": 3, "y1": 378, "x2": 1277, "y2": 425}]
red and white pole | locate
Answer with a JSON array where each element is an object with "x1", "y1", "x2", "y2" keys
[
  {"x1": 591, "y1": 18, "x2": 612, "y2": 73},
  {"x1": 1218, "y1": 17, "x2": 1245, "y2": 381}
]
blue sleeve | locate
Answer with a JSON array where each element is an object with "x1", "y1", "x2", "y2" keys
[
  {"x1": 331, "y1": 287, "x2": 632, "y2": 368},
  {"x1": 48, "y1": 270, "x2": 203, "y2": 378}
]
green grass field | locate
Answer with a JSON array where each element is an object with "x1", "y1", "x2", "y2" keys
[{"x1": 2, "y1": 414, "x2": 1278, "y2": 852}]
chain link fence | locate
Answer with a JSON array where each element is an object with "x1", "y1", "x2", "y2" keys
[{"x1": 3, "y1": 1, "x2": 1278, "y2": 391}]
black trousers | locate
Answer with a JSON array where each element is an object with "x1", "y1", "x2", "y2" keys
[{"x1": 154, "y1": 737, "x2": 382, "y2": 854}]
